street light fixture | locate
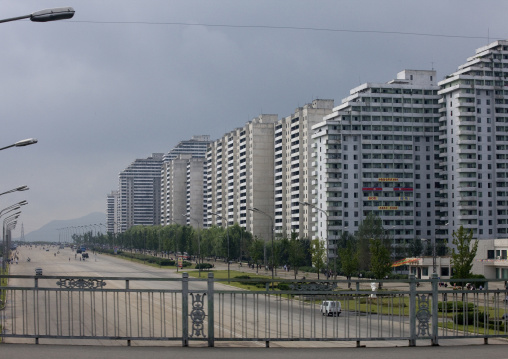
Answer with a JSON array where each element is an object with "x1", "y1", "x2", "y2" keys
[
  {"x1": 299, "y1": 201, "x2": 333, "y2": 277},
  {"x1": 0, "y1": 7, "x2": 75, "y2": 24},
  {"x1": 2, "y1": 211, "x2": 21, "y2": 269},
  {"x1": 433, "y1": 222, "x2": 449, "y2": 274},
  {"x1": 0, "y1": 186, "x2": 29, "y2": 196},
  {"x1": 0, "y1": 139, "x2": 38, "y2": 152},
  {"x1": 248, "y1": 207, "x2": 274, "y2": 281},
  {"x1": 210, "y1": 211, "x2": 230, "y2": 283}
]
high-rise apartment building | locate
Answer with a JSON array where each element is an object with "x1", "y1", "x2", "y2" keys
[
  {"x1": 116, "y1": 153, "x2": 164, "y2": 233},
  {"x1": 161, "y1": 135, "x2": 211, "y2": 226},
  {"x1": 206, "y1": 115, "x2": 278, "y2": 242},
  {"x1": 438, "y1": 40, "x2": 508, "y2": 241},
  {"x1": 106, "y1": 190, "x2": 119, "y2": 233},
  {"x1": 312, "y1": 70, "x2": 441, "y2": 258},
  {"x1": 275, "y1": 99, "x2": 334, "y2": 238},
  {"x1": 162, "y1": 154, "x2": 194, "y2": 226},
  {"x1": 183, "y1": 156, "x2": 207, "y2": 227}
]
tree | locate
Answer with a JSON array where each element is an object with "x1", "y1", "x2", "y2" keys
[
  {"x1": 288, "y1": 237, "x2": 306, "y2": 279},
  {"x1": 451, "y1": 226, "x2": 478, "y2": 281},
  {"x1": 310, "y1": 238, "x2": 326, "y2": 280},
  {"x1": 249, "y1": 238, "x2": 264, "y2": 273},
  {"x1": 406, "y1": 237, "x2": 424, "y2": 257},
  {"x1": 338, "y1": 240, "x2": 358, "y2": 288},
  {"x1": 369, "y1": 238, "x2": 392, "y2": 288},
  {"x1": 356, "y1": 213, "x2": 389, "y2": 271},
  {"x1": 334, "y1": 231, "x2": 356, "y2": 276}
]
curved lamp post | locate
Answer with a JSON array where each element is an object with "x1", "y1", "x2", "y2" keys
[
  {"x1": 0, "y1": 139, "x2": 37, "y2": 152},
  {"x1": 2, "y1": 211, "x2": 21, "y2": 269},
  {"x1": 248, "y1": 207, "x2": 274, "y2": 281},
  {"x1": 0, "y1": 186, "x2": 29, "y2": 196},
  {"x1": 0, "y1": 7, "x2": 74, "y2": 24},
  {"x1": 299, "y1": 201, "x2": 332, "y2": 277}
]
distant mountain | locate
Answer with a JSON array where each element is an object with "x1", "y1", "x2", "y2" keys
[{"x1": 15, "y1": 212, "x2": 107, "y2": 243}]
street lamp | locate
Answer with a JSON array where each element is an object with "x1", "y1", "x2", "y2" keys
[
  {"x1": 0, "y1": 7, "x2": 75, "y2": 24},
  {"x1": 0, "y1": 199, "x2": 27, "y2": 270},
  {"x1": 299, "y1": 201, "x2": 332, "y2": 277},
  {"x1": 2, "y1": 211, "x2": 21, "y2": 269},
  {"x1": 0, "y1": 201, "x2": 27, "y2": 219},
  {"x1": 0, "y1": 186, "x2": 29, "y2": 196},
  {"x1": 248, "y1": 207, "x2": 274, "y2": 281},
  {"x1": 433, "y1": 222, "x2": 449, "y2": 274},
  {"x1": 0, "y1": 139, "x2": 37, "y2": 152},
  {"x1": 210, "y1": 211, "x2": 230, "y2": 283}
]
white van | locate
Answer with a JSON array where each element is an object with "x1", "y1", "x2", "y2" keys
[{"x1": 320, "y1": 300, "x2": 341, "y2": 316}]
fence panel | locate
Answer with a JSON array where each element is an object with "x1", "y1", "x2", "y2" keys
[{"x1": 1, "y1": 273, "x2": 507, "y2": 346}]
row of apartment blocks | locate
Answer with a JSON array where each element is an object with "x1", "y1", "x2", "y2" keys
[{"x1": 108, "y1": 40, "x2": 508, "y2": 259}]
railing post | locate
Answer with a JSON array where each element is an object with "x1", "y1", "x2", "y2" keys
[
  {"x1": 409, "y1": 274, "x2": 416, "y2": 347},
  {"x1": 207, "y1": 272, "x2": 214, "y2": 347},
  {"x1": 126, "y1": 280, "x2": 130, "y2": 346},
  {"x1": 34, "y1": 276, "x2": 39, "y2": 345},
  {"x1": 182, "y1": 272, "x2": 189, "y2": 347},
  {"x1": 431, "y1": 273, "x2": 439, "y2": 346}
]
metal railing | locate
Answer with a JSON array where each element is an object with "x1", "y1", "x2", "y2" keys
[{"x1": 1, "y1": 273, "x2": 507, "y2": 346}]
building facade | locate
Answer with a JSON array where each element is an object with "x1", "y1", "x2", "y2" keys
[
  {"x1": 161, "y1": 135, "x2": 211, "y2": 226},
  {"x1": 116, "y1": 153, "x2": 164, "y2": 233},
  {"x1": 312, "y1": 70, "x2": 441, "y2": 259},
  {"x1": 206, "y1": 115, "x2": 278, "y2": 242},
  {"x1": 438, "y1": 40, "x2": 508, "y2": 242},
  {"x1": 106, "y1": 190, "x2": 119, "y2": 233},
  {"x1": 275, "y1": 100, "x2": 334, "y2": 240}
]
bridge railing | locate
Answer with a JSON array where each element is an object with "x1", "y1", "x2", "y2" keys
[{"x1": 1, "y1": 273, "x2": 507, "y2": 347}]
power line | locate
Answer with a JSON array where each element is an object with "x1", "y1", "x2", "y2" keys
[{"x1": 71, "y1": 20, "x2": 502, "y2": 40}]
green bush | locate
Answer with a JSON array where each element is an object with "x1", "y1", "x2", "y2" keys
[
  {"x1": 438, "y1": 301, "x2": 475, "y2": 312},
  {"x1": 159, "y1": 259, "x2": 175, "y2": 266},
  {"x1": 277, "y1": 283, "x2": 290, "y2": 290},
  {"x1": 454, "y1": 311, "x2": 487, "y2": 325},
  {"x1": 196, "y1": 263, "x2": 213, "y2": 270},
  {"x1": 234, "y1": 275, "x2": 267, "y2": 288}
]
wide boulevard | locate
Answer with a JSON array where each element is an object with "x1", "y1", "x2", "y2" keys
[{"x1": 3, "y1": 244, "x2": 508, "y2": 350}]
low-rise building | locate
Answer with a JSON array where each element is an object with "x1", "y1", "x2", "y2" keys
[{"x1": 472, "y1": 239, "x2": 508, "y2": 279}]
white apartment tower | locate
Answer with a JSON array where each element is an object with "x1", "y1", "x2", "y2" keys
[
  {"x1": 161, "y1": 135, "x2": 211, "y2": 226},
  {"x1": 313, "y1": 70, "x2": 441, "y2": 258},
  {"x1": 116, "y1": 153, "x2": 164, "y2": 233},
  {"x1": 275, "y1": 100, "x2": 334, "y2": 238},
  {"x1": 162, "y1": 154, "x2": 194, "y2": 226},
  {"x1": 106, "y1": 190, "x2": 119, "y2": 233},
  {"x1": 206, "y1": 115, "x2": 278, "y2": 242},
  {"x1": 439, "y1": 40, "x2": 508, "y2": 241}
]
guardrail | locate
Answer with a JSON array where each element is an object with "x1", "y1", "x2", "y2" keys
[{"x1": 1, "y1": 273, "x2": 507, "y2": 347}]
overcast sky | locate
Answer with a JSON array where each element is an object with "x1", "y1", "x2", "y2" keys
[{"x1": 1, "y1": 0, "x2": 507, "y2": 236}]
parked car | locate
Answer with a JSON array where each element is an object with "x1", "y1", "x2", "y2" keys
[
  {"x1": 320, "y1": 300, "x2": 342, "y2": 316},
  {"x1": 35, "y1": 268, "x2": 43, "y2": 276}
]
